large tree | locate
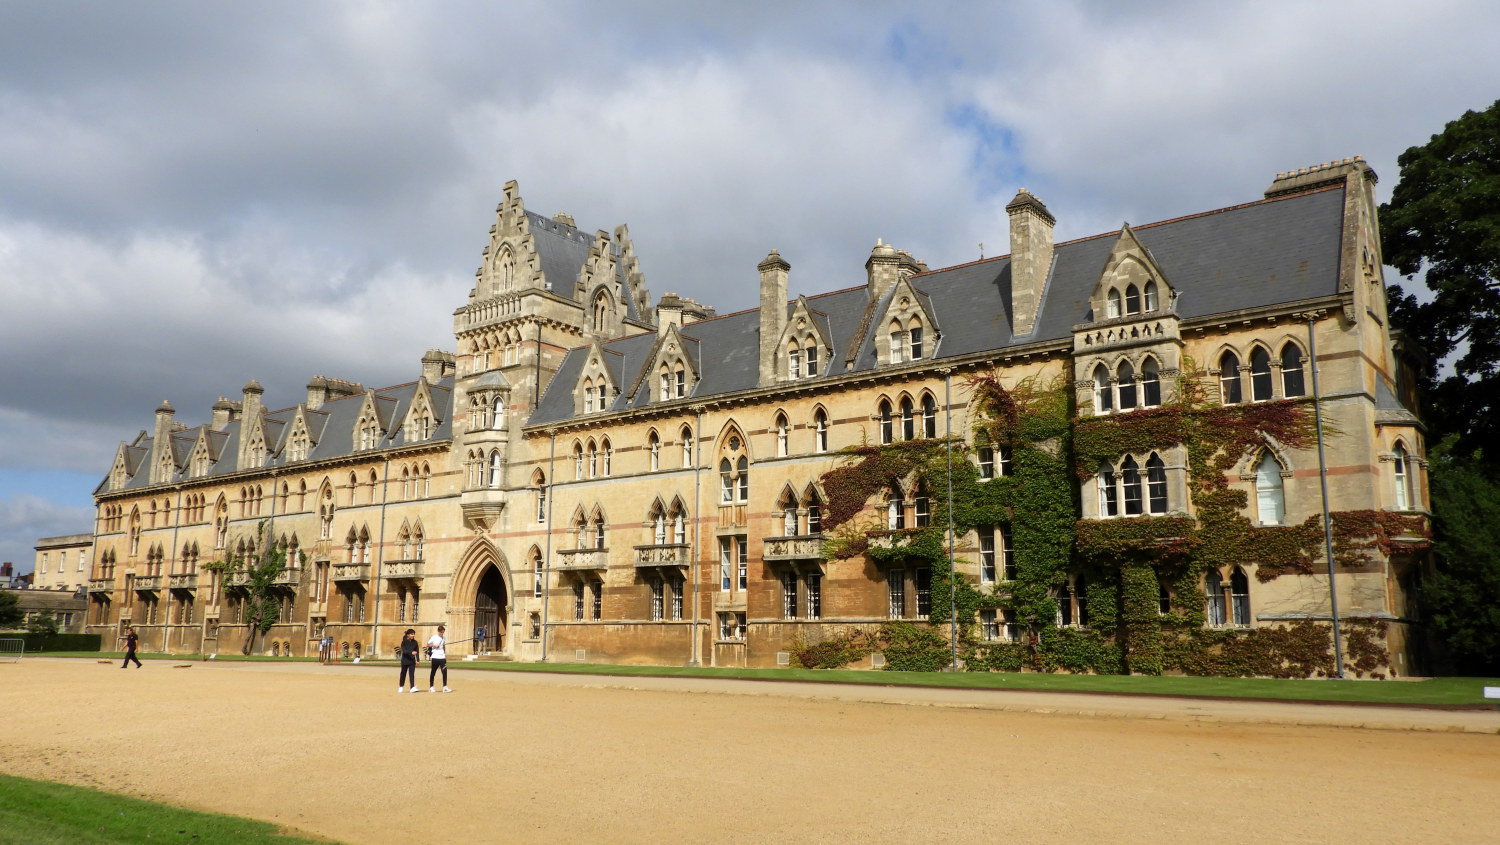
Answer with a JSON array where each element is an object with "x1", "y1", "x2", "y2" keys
[
  {"x1": 1420, "y1": 451, "x2": 1500, "y2": 675},
  {"x1": 203, "y1": 521, "x2": 289, "y2": 656},
  {"x1": 1381, "y1": 99, "x2": 1500, "y2": 466},
  {"x1": 0, "y1": 590, "x2": 22, "y2": 629}
]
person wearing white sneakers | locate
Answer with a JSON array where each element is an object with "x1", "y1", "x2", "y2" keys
[
  {"x1": 397, "y1": 628, "x2": 420, "y2": 693},
  {"x1": 426, "y1": 624, "x2": 451, "y2": 692}
]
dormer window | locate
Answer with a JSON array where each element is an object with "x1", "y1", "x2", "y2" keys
[
  {"x1": 1143, "y1": 280, "x2": 1158, "y2": 311},
  {"x1": 788, "y1": 347, "x2": 802, "y2": 379},
  {"x1": 1107, "y1": 289, "x2": 1122, "y2": 318},
  {"x1": 890, "y1": 324, "x2": 905, "y2": 364},
  {"x1": 909, "y1": 325, "x2": 924, "y2": 360},
  {"x1": 806, "y1": 344, "x2": 819, "y2": 377},
  {"x1": 1125, "y1": 284, "x2": 1141, "y2": 314}
]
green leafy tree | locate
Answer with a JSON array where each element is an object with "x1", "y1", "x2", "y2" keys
[
  {"x1": 1420, "y1": 446, "x2": 1500, "y2": 675},
  {"x1": 0, "y1": 590, "x2": 22, "y2": 629},
  {"x1": 1381, "y1": 99, "x2": 1500, "y2": 466},
  {"x1": 25, "y1": 611, "x2": 59, "y2": 636},
  {"x1": 202, "y1": 521, "x2": 288, "y2": 655}
]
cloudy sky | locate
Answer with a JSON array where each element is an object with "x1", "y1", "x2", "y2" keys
[{"x1": 2, "y1": 0, "x2": 1496, "y2": 573}]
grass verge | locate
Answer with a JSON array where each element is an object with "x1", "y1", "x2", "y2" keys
[{"x1": 0, "y1": 773, "x2": 332, "y2": 844}]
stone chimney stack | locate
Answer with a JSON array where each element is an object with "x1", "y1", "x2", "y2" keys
[
  {"x1": 421, "y1": 350, "x2": 455, "y2": 383},
  {"x1": 150, "y1": 400, "x2": 175, "y2": 483},
  {"x1": 757, "y1": 250, "x2": 790, "y2": 386},
  {"x1": 210, "y1": 397, "x2": 235, "y2": 431},
  {"x1": 237, "y1": 381, "x2": 264, "y2": 469},
  {"x1": 1006, "y1": 188, "x2": 1055, "y2": 337},
  {"x1": 656, "y1": 293, "x2": 684, "y2": 336},
  {"x1": 306, "y1": 377, "x2": 329, "y2": 411},
  {"x1": 866, "y1": 240, "x2": 900, "y2": 301}
]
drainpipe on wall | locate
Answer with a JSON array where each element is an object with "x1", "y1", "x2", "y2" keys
[
  {"x1": 541, "y1": 430, "x2": 556, "y2": 662},
  {"x1": 1301, "y1": 310, "x2": 1345, "y2": 678},
  {"x1": 690, "y1": 406, "x2": 704, "y2": 667},
  {"x1": 372, "y1": 456, "x2": 390, "y2": 658},
  {"x1": 943, "y1": 369, "x2": 957, "y2": 670}
]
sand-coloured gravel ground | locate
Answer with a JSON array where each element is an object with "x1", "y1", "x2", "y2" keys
[{"x1": 2, "y1": 659, "x2": 1498, "y2": 844}]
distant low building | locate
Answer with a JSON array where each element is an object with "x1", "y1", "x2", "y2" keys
[
  {"x1": 33, "y1": 534, "x2": 94, "y2": 593},
  {"x1": 1, "y1": 586, "x2": 88, "y2": 634}
]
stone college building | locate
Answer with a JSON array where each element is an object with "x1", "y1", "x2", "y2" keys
[{"x1": 79, "y1": 159, "x2": 1432, "y2": 676}]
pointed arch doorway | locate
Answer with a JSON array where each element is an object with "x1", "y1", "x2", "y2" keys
[{"x1": 474, "y1": 565, "x2": 507, "y2": 654}]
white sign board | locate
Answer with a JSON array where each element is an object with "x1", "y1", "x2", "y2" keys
[{"x1": 1483, "y1": 687, "x2": 1500, "y2": 700}]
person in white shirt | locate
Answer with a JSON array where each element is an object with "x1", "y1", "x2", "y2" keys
[{"x1": 426, "y1": 625, "x2": 451, "y2": 692}]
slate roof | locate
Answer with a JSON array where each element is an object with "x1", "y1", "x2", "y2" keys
[
  {"x1": 531, "y1": 185, "x2": 1348, "y2": 427},
  {"x1": 100, "y1": 378, "x2": 454, "y2": 493},
  {"x1": 526, "y1": 210, "x2": 649, "y2": 324}
]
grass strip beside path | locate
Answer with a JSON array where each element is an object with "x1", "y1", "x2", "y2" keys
[{"x1": 0, "y1": 773, "x2": 331, "y2": 845}]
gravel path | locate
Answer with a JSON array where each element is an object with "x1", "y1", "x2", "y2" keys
[{"x1": 4, "y1": 658, "x2": 1498, "y2": 844}]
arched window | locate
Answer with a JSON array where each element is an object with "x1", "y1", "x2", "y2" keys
[
  {"x1": 779, "y1": 489, "x2": 798, "y2": 536},
  {"x1": 492, "y1": 395, "x2": 505, "y2": 428},
  {"x1": 719, "y1": 458, "x2": 734, "y2": 503},
  {"x1": 586, "y1": 439, "x2": 598, "y2": 479},
  {"x1": 1143, "y1": 280, "x2": 1158, "y2": 311},
  {"x1": 1393, "y1": 444, "x2": 1411, "y2": 510},
  {"x1": 1250, "y1": 347, "x2": 1273, "y2": 402},
  {"x1": 886, "y1": 484, "x2": 905, "y2": 530},
  {"x1": 900, "y1": 397, "x2": 915, "y2": 441},
  {"x1": 1230, "y1": 567, "x2": 1250, "y2": 626},
  {"x1": 1121, "y1": 456, "x2": 1143, "y2": 515},
  {"x1": 1255, "y1": 454, "x2": 1285, "y2": 525},
  {"x1": 1093, "y1": 364, "x2": 1113, "y2": 414},
  {"x1": 889, "y1": 321, "x2": 905, "y2": 364},
  {"x1": 1280, "y1": 343, "x2": 1306, "y2": 397},
  {"x1": 1219, "y1": 351, "x2": 1242, "y2": 404},
  {"x1": 908, "y1": 317, "x2": 925, "y2": 360},
  {"x1": 814, "y1": 409, "x2": 829, "y2": 453},
  {"x1": 787, "y1": 343, "x2": 802, "y2": 380},
  {"x1": 976, "y1": 433, "x2": 996, "y2": 480},
  {"x1": 1057, "y1": 580, "x2": 1074, "y2": 626},
  {"x1": 489, "y1": 451, "x2": 503, "y2": 489},
  {"x1": 878, "y1": 399, "x2": 894, "y2": 444},
  {"x1": 1117, "y1": 360, "x2": 1137, "y2": 410},
  {"x1": 1147, "y1": 453, "x2": 1168, "y2": 514},
  {"x1": 601, "y1": 438, "x2": 612, "y2": 476},
  {"x1": 531, "y1": 548, "x2": 544, "y2": 598},
  {"x1": 1125, "y1": 284, "x2": 1141, "y2": 315},
  {"x1": 921, "y1": 394, "x2": 937, "y2": 439},
  {"x1": 1106, "y1": 288, "x2": 1122, "y2": 319},
  {"x1": 653, "y1": 502, "x2": 669, "y2": 544},
  {"x1": 648, "y1": 431, "x2": 661, "y2": 472},
  {"x1": 593, "y1": 292, "x2": 610, "y2": 333},
  {"x1": 681, "y1": 426, "x2": 693, "y2": 468},
  {"x1": 736, "y1": 456, "x2": 749, "y2": 501},
  {"x1": 1140, "y1": 357, "x2": 1162, "y2": 407},
  {"x1": 593, "y1": 514, "x2": 606, "y2": 550},
  {"x1": 805, "y1": 342, "x2": 821, "y2": 377},
  {"x1": 1205, "y1": 570, "x2": 1227, "y2": 627},
  {"x1": 673, "y1": 363, "x2": 687, "y2": 398},
  {"x1": 658, "y1": 365, "x2": 671, "y2": 401},
  {"x1": 775, "y1": 414, "x2": 789, "y2": 457},
  {"x1": 534, "y1": 472, "x2": 547, "y2": 523},
  {"x1": 913, "y1": 483, "x2": 930, "y2": 527},
  {"x1": 583, "y1": 380, "x2": 596, "y2": 413},
  {"x1": 1097, "y1": 462, "x2": 1118, "y2": 517},
  {"x1": 573, "y1": 442, "x2": 585, "y2": 480}
]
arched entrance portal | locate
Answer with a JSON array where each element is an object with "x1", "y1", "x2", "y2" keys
[{"x1": 474, "y1": 565, "x2": 507, "y2": 654}]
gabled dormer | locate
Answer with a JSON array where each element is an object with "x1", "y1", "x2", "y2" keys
[
  {"x1": 282, "y1": 407, "x2": 317, "y2": 462},
  {"x1": 187, "y1": 428, "x2": 217, "y2": 478},
  {"x1": 352, "y1": 391, "x2": 391, "y2": 451},
  {"x1": 1090, "y1": 224, "x2": 1174, "y2": 323},
  {"x1": 776, "y1": 296, "x2": 834, "y2": 382},
  {"x1": 402, "y1": 379, "x2": 440, "y2": 443},
  {"x1": 235, "y1": 380, "x2": 267, "y2": 471},
  {"x1": 874, "y1": 276, "x2": 940, "y2": 367},
  {"x1": 642, "y1": 324, "x2": 700, "y2": 404},
  {"x1": 107, "y1": 443, "x2": 133, "y2": 491},
  {"x1": 574, "y1": 342, "x2": 622, "y2": 415},
  {"x1": 1073, "y1": 225, "x2": 1185, "y2": 414}
]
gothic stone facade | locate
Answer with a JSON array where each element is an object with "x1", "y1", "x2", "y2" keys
[{"x1": 81, "y1": 163, "x2": 1432, "y2": 674}]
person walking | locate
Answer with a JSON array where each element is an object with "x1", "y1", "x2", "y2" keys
[
  {"x1": 398, "y1": 628, "x2": 420, "y2": 693},
  {"x1": 427, "y1": 624, "x2": 450, "y2": 692},
  {"x1": 121, "y1": 627, "x2": 141, "y2": 669}
]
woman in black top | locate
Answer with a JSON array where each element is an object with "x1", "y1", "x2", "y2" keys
[{"x1": 398, "y1": 628, "x2": 420, "y2": 692}]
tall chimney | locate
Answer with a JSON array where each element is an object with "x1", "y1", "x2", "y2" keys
[
  {"x1": 1006, "y1": 188, "x2": 1055, "y2": 337},
  {"x1": 150, "y1": 400, "x2": 175, "y2": 483},
  {"x1": 757, "y1": 250, "x2": 790, "y2": 386},
  {"x1": 210, "y1": 397, "x2": 234, "y2": 431},
  {"x1": 421, "y1": 350, "x2": 454, "y2": 382},
  {"x1": 657, "y1": 293, "x2": 685, "y2": 336},
  {"x1": 237, "y1": 380, "x2": 264, "y2": 470}
]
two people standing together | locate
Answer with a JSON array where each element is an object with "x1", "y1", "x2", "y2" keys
[{"x1": 398, "y1": 624, "x2": 452, "y2": 693}]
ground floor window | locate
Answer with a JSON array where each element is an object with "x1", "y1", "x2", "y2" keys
[{"x1": 718, "y1": 612, "x2": 746, "y2": 640}]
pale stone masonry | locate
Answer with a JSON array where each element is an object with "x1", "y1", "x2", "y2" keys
[{"x1": 73, "y1": 162, "x2": 1432, "y2": 673}]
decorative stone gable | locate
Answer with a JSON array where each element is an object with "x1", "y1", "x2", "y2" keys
[
  {"x1": 774, "y1": 297, "x2": 833, "y2": 383},
  {"x1": 474, "y1": 180, "x2": 543, "y2": 299},
  {"x1": 874, "y1": 277, "x2": 939, "y2": 367},
  {"x1": 639, "y1": 324, "x2": 699, "y2": 404},
  {"x1": 577, "y1": 230, "x2": 623, "y2": 339},
  {"x1": 1073, "y1": 225, "x2": 1183, "y2": 414},
  {"x1": 574, "y1": 343, "x2": 621, "y2": 415}
]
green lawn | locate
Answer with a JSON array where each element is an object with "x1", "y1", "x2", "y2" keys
[
  {"x1": 0, "y1": 773, "x2": 331, "y2": 845},
  {"x1": 38, "y1": 652, "x2": 1500, "y2": 707}
]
